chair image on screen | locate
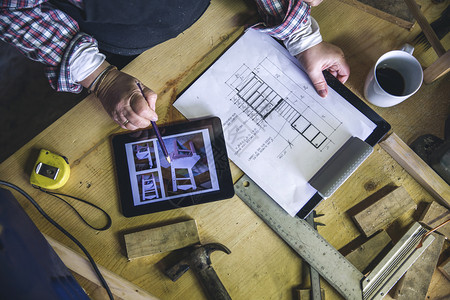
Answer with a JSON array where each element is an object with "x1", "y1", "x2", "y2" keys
[
  {"x1": 142, "y1": 173, "x2": 159, "y2": 200},
  {"x1": 135, "y1": 143, "x2": 153, "y2": 168},
  {"x1": 170, "y1": 140, "x2": 201, "y2": 192}
]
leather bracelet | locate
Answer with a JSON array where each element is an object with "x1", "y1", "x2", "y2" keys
[{"x1": 88, "y1": 65, "x2": 117, "y2": 93}]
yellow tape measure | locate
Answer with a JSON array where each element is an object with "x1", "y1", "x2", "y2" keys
[{"x1": 30, "y1": 149, "x2": 70, "y2": 189}]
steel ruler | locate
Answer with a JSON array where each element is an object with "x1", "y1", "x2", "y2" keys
[
  {"x1": 234, "y1": 174, "x2": 435, "y2": 300},
  {"x1": 234, "y1": 174, "x2": 364, "y2": 299}
]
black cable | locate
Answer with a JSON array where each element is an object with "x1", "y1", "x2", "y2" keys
[
  {"x1": 34, "y1": 186, "x2": 112, "y2": 231},
  {"x1": 0, "y1": 180, "x2": 114, "y2": 300}
]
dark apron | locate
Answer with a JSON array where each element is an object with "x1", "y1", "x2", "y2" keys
[{"x1": 51, "y1": 0, "x2": 210, "y2": 55}]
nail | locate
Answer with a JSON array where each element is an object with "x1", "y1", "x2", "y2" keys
[{"x1": 318, "y1": 89, "x2": 327, "y2": 98}]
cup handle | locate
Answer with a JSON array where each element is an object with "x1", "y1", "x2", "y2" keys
[{"x1": 401, "y1": 43, "x2": 414, "y2": 55}]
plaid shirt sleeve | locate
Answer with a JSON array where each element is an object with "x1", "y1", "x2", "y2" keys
[
  {"x1": 253, "y1": 0, "x2": 311, "y2": 40},
  {"x1": 0, "y1": 0, "x2": 96, "y2": 93}
]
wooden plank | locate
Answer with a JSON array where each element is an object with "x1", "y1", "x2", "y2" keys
[
  {"x1": 345, "y1": 230, "x2": 392, "y2": 272},
  {"x1": 393, "y1": 233, "x2": 445, "y2": 299},
  {"x1": 296, "y1": 288, "x2": 325, "y2": 299},
  {"x1": 403, "y1": 0, "x2": 446, "y2": 57},
  {"x1": 352, "y1": 186, "x2": 416, "y2": 237},
  {"x1": 438, "y1": 257, "x2": 450, "y2": 281},
  {"x1": 124, "y1": 220, "x2": 200, "y2": 260},
  {"x1": 44, "y1": 234, "x2": 160, "y2": 300},
  {"x1": 424, "y1": 50, "x2": 450, "y2": 84},
  {"x1": 419, "y1": 201, "x2": 450, "y2": 239},
  {"x1": 380, "y1": 133, "x2": 450, "y2": 208},
  {"x1": 336, "y1": 0, "x2": 415, "y2": 30}
]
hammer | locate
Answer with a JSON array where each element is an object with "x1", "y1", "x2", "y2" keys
[{"x1": 165, "y1": 243, "x2": 232, "y2": 300}]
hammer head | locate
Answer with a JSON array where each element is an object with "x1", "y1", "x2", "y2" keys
[{"x1": 165, "y1": 243, "x2": 231, "y2": 281}]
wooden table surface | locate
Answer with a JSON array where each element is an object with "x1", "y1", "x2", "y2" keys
[{"x1": 1, "y1": 0, "x2": 449, "y2": 299}]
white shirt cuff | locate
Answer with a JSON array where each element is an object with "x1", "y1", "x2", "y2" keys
[
  {"x1": 69, "y1": 43, "x2": 106, "y2": 83},
  {"x1": 283, "y1": 16, "x2": 323, "y2": 57}
]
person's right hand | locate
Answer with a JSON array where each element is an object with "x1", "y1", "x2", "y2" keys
[
  {"x1": 295, "y1": 41, "x2": 350, "y2": 98},
  {"x1": 95, "y1": 68, "x2": 158, "y2": 130},
  {"x1": 303, "y1": 0, "x2": 323, "y2": 6}
]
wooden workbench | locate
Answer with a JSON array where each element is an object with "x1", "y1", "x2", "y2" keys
[{"x1": 0, "y1": 0, "x2": 448, "y2": 299}]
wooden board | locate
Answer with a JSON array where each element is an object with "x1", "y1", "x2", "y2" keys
[
  {"x1": 124, "y1": 220, "x2": 200, "y2": 259},
  {"x1": 0, "y1": 0, "x2": 449, "y2": 299},
  {"x1": 351, "y1": 186, "x2": 416, "y2": 237},
  {"x1": 344, "y1": 230, "x2": 391, "y2": 272},
  {"x1": 337, "y1": 0, "x2": 415, "y2": 29},
  {"x1": 419, "y1": 201, "x2": 450, "y2": 239},
  {"x1": 438, "y1": 256, "x2": 450, "y2": 281},
  {"x1": 393, "y1": 233, "x2": 445, "y2": 300},
  {"x1": 45, "y1": 235, "x2": 160, "y2": 300},
  {"x1": 380, "y1": 133, "x2": 450, "y2": 208}
]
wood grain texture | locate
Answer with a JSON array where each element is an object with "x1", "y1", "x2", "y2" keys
[
  {"x1": 393, "y1": 233, "x2": 445, "y2": 300},
  {"x1": 345, "y1": 230, "x2": 391, "y2": 272},
  {"x1": 0, "y1": 1, "x2": 448, "y2": 299},
  {"x1": 438, "y1": 256, "x2": 450, "y2": 281},
  {"x1": 351, "y1": 186, "x2": 416, "y2": 237},
  {"x1": 424, "y1": 50, "x2": 450, "y2": 83},
  {"x1": 419, "y1": 201, "x2": 450, "y2": 239},
  {"x1": 45, "y1": 235, "x2": 160, "y2": 300},
  {"x1": 124, "y1": 220, "x2": 200, "y2": 259},
  {"x1": 336, "y1": 0, "x2": 415, "y2": 29},
  {"x1": 380, "y1": 133, "x2": 450, "y2": 208}
]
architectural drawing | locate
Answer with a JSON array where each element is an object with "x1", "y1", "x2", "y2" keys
[
  {"x1": 225, "y1": 59, "x2": 342, "y2": 158},
  {"x1": 174, "y1": 29, "x2": 376, "y2": 215}
]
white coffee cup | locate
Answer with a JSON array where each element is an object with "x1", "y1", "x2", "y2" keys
[{"x1": 364, "y1": 44, "x2": 423, "y2": 107}]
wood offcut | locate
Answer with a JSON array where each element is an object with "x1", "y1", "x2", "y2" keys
[
  {"x1": 124, "y1": 220, "x2": 200, "y2": 260},
  {"x1": 380, "y1": 133, "x2": 450, "y2": 208},
  {"x1": 419, "y1": 201, "x2": 450, "y2": 239},
  {"x1": 352, "y1": 186, "x2": 416, "y2": 237}
]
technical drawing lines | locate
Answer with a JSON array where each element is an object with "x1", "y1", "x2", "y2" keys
[
  {"x1": 226, "y1": 62, "x2": 341, "y2": 152},
  {"x1": 230, "y1": 68, "x2": 284, "y2": 122}
]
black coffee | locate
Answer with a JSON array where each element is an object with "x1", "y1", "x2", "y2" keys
[{"x1": 376, "y1": 67, "x2": 405, "y2": 96}]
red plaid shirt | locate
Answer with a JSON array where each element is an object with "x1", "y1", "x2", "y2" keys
[{"x1": 0, "y1": 0, "x2": 310, "y2": 92}]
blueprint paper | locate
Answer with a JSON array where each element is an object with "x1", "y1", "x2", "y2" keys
[{"x1": 174, "y1": 29, "x2": 376, "y2": 216}]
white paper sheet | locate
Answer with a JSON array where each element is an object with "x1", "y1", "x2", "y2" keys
[{"x1": 174, "y1": 29, "x2": 376, "y2": 216}]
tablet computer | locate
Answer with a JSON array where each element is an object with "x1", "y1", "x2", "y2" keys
[{"x1": 111, "y1": 117, "x2": 234, "y2": 217}]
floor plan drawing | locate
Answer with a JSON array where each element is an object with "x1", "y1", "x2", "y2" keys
[
  {"x1": 174, "y1": 29, "x2": 376, "y2": 216},
  {"x1": 225, "y1": 59, "x2": 342, "y2": 158}
]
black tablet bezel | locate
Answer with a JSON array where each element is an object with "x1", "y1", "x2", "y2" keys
[{"x1": 111, "y1": 117, "x2": 235, "y2": 217}]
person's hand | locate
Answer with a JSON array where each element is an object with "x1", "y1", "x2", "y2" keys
[
  {"x1": 295, "y1": 41, "x2": 350, "y2": 98},
  {"x1": 94, "y1": 68, "x2": 158, "y2": 130},
  {"x1": 303, "y1": 0, "x2": 323, "y2": 6}
]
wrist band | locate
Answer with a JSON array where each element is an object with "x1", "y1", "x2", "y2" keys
[{"x1": 87, "y1": 65, "x2": 117, "y2": 93}]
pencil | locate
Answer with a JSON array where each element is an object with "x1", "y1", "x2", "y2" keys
[{"x1": 136, "y1": 81, "x2": 171, "y2": 164}]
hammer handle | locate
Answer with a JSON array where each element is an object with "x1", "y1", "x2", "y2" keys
[{"x1": 192, "y1": 264, "x2": 231, "y2": 300}]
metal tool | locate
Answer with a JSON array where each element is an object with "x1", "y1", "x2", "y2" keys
[
  {"x1": 234, "y1": 174, "x2": 436, "y2": 300},
  {"x1": 305, "y1": 212, "x2": 324, "y2": 300},
  {"x1": 165, "y1": 243, "x2": 231, "y2": 300}
]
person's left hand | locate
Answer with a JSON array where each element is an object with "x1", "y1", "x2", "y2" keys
[{"x1": 295, "y1": 41, "x2": 350, "y2": 98}]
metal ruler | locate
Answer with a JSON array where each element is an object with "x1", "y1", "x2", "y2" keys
[
  {"x1": 234, "y1": 174, "x2": 365, "y2": 299},
  {"x1": 234, "y1": 174, "x2": 435, "y2": 300}
]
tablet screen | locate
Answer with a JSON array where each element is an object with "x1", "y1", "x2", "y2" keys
[{"x1": 112, "y1": 117, "x2": 234, "y2": 217}]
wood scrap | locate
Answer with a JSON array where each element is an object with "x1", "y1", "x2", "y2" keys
[
  {"x1": 352, "y1": 186, "x2": 416, "y2": 237},
  {"x1": 423, "y1": 50, "x2": 450, "y2": 84},
  {"x1": 344, "y1": 230, "x2": 392, "y2": 272},
  {"x1": 438, "y1": 256, "x2": 450, "y2": 281},
  {"x1": 296, "y1": 288, "x2": 325, "y2": 300},
  {"x1": 380, "y1": 133, "x2": 450, "y2": 208},
  {"x1": 419, "y1": 201, "x2": 450, "y2": 239},
  {"x1": 393, "y1": 233, "x2": 445, "y2": 299},
  {"x1": 336, "y1": 0, "x2": 415, "y2": 29},
  {"x1": 44, "y1": 234, "x2": 159, "y2": 300},
  {"x1": 124, "y1": 220, "x2": 200, "y2": 260}
]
